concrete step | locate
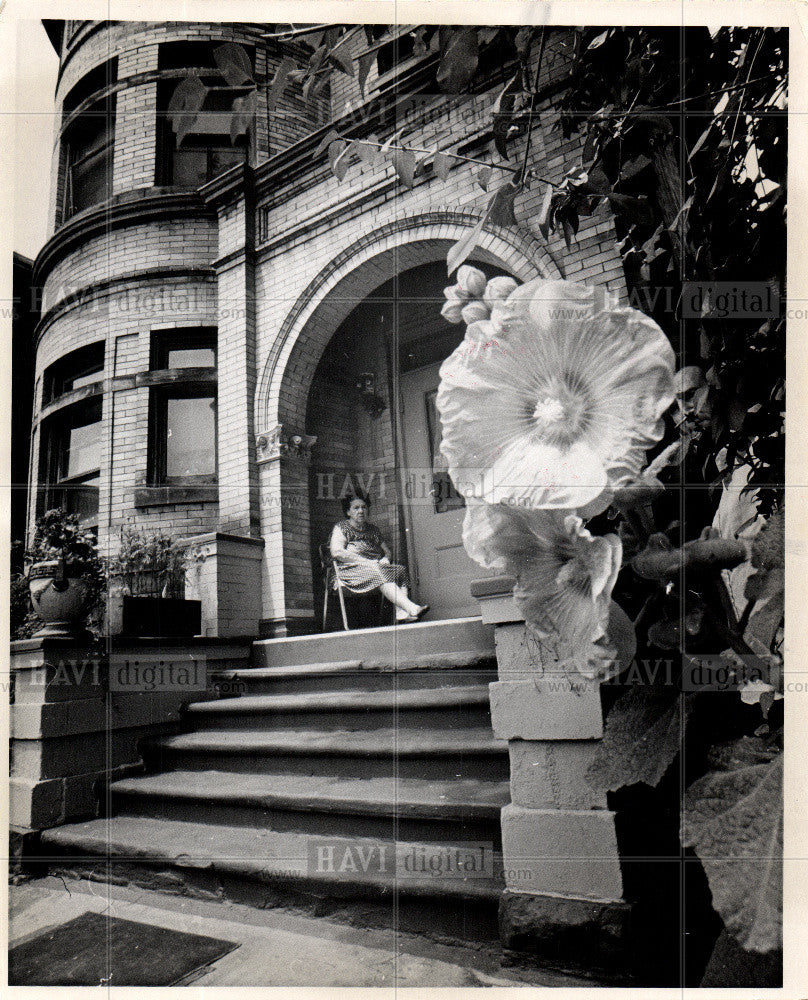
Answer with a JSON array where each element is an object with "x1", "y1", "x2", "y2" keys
[
  {"x1": 212, "y1": 652, "x2": 497, "y2": 696},
  {"x1": 253, "y1": 617, "x2": 495, "y2": 669},
  {"x1": 39, "y1": 816, "x2": 504, "y2": 943},
  {"x1": 184, "y1": 685, "x2": 493, "y2": 731},
  {"x1": 108, "y1": 770, "x2": 509, "y2": 843},
  {"x1": 141, "y1": 727, "x2": 510, "y2": 782}
]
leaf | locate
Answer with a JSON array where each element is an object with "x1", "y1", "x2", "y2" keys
[
  {"x1": 314, "y1": 129, "x2": 342, "y2": 159},
  {"x1": 436, "y1": 27, "x2": 479, "y2": 93},
  {"x1": 214, "y1": 42, "x2": 254, "y2": 86},
  {"x1": 619, "y1": 153, "x2": 652, "y2": 182},
  {"x1": 354, "y1": 139, "x2": 380, "y2": 167},
  {"x1": 588, "y1": 29, "x2": 611, "y2": 49},
  {"x1": 586, "y1": 687, "x2": 694, "y2": 792},
  {"x1": 433, "y1": 150, "x2": 451, "y2": 181},
  {"x1": 487, "y1": 180, "x2": 520, "y2": 227},
  {"x1": 391, "y1": 148, "x2": 416, "y2": 189},
  {"x1": 478, "y1": 27, "x2": 500, "y2": 46},
  {"x1": 675, "y1": 365, "x2": 705, "y2": 395},
  {"x1": 477, "y1": 166, "x2": 493, "y2": 191},
  {"x1": 328, "y1": 48, "x2": 355, "y2": 77},
  {"x1": 688, "y1": 123, "x2": 714, "y2": 161},
  {"x1": 330, "y1": 141, "x2": 352, "y2": 182},
  {"x1": 447, "y1": 214, "x2": 487, "y2": 276},
  {"x1": 682, "y1": 750, "x2": 782, "y2": 953},
  {"x1": 230, "y1": 89, "x2": 257, "y2": 144},
  {"x1": 536, "y1": 183, "x2": 554, "y2": 237},
  {"x1": 167, "y1": 74, "x2": 207, "y2": 145},
  {"x1": 357, "y1": 52, "x2": 374, "y2": 96},
  {"x1": 267, "y1": 56, "x2": 298, "y2": 112}
]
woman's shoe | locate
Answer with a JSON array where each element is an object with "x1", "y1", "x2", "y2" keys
[{"x1": 397, "y1": 605, "x2": 429, "y2": 625}]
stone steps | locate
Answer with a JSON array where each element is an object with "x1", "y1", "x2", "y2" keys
[
  {"x1": 107, "y1": 769, "x2": 510, "y2": 843},
  {"x1": 140, "y1": 726, "x2": 510, "y2": 781},
  {"x1": 183, "y1": 684, "x2": 494, "y2": 731},
  {"x1": 35, "y1": 616, "x2": 508, "y2": 945},
  {"x1": 212, "y1": 651, "x2": 497, "y2": 695},
  {"x1": 39, "y1": 816, "x2": 504, "y2": 943}
]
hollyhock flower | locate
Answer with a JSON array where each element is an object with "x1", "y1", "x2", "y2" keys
[
  {"x1": 464, "y1": 501, "x2": 624, "y2": 677},
  {"x1": 437, "y1": 277, "x2": 676, "y2": 510}
]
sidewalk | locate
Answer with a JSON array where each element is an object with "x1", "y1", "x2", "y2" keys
[{"x1": 9, "y1": 875, "x2": 596, "y2": 987}]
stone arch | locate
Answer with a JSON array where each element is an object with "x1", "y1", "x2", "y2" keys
[
  {"x1": 257, "y1": 211, "x2": 560, "y2": 434},
  {"x1": 256, "y1": 213, "x2": 558, "y2": 634}
]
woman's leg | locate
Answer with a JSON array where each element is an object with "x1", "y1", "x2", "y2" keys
[{"x1": 379, "y1": 581, "x2": 422, "y2": 616}]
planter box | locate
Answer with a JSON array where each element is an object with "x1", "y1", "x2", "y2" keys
[{"x1": 121, "y1": 597, "x2": 201, "y2": 638}]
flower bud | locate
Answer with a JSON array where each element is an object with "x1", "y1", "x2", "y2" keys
[
  {"x1": 483, "y1": 276, "x2": 519, "y2": 309},
  {"x1": 440, "y1": 299, "x2": 465, "y2": 324},
  {"x1": 456, "y1": 265, "x2": 488, "y2": 299},
  {"x1": 461, "y1": 300, "x2": 491, "y2": 325},
  {"x1": 443, "y1": 284, "x2": 465, "y2": 303},
  {"x1": 464, "y1": 319, "x2": 497, "y2": 343}
]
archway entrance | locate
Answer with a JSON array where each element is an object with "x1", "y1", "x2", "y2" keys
[{"x1": 306, "y1": 258, "x2": 511, "y2": 627}]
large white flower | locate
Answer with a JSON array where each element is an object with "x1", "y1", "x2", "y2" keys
[
  {"x1": 464, "y1": 501, "x2": 625, "y2": 677},
  {"x1": 437, "y1": 277, "x2": 676, "y2": 509}
]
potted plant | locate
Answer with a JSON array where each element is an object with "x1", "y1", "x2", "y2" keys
[
  {"x1": 25, "y1": 510, "x2": 105, "y2": 639},
  {"x1": 108, "y1": 526, "x2": 201, "y2": 637}
]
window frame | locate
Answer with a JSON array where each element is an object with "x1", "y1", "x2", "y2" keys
[
  {"x1": 40, "y1": 396, "x2": 103, "y2": 529},
  {"x1": 62, "y1": 95, "x2": 116, "y2": 218},
  {"x1": 148, "y1": 328, "x2": 218, "y2": 487}
]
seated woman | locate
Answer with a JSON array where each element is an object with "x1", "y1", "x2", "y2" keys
[{"x1": 329, "y1": 492, "x2": 428, "y2": 623}]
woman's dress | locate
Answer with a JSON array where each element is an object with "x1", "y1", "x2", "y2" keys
[{"x1": 331, "y1": 520, "x2": 406, "y2": 593}]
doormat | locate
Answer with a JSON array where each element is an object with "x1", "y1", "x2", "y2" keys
[{"x1": 9, "y1": 910, "x2": 239, "y2": 986}]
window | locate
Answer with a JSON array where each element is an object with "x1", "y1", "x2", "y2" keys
[
  {"x1": 60, "y1": 60, "x2": 117, "y2": 219},
  {"x1": 156, "y1": 42, "x2": 254, "y2": 188},
  {"x1": 148, "y1": 329, "x2": 217, "y2": 485},
  {"x1": 62, "y1": 96, "x2": 115, "y2": 217},
  {"x1": 42, "y1": 398, "x2": 102, "y2": 527},
  {"x1": 43, "y1": 342, "x2": 104, "y2": 404}
]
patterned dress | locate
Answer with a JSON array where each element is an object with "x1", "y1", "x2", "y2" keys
[{"x1": 330, "y1": 519, "x2": 407, "y2": 593}]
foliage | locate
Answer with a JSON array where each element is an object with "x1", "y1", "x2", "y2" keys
[
  {"x1": 10, "y1": 570, "x2": 39, "y2": 640},
  {"x1": 109, "y1": 525, "x2": 186, "y2": 599},
  {"x1": 166, "y1": 23, "x2": 786, "y2": 981},
  {"x1": 24, "y1": 509, "x2": 107, "y2": 633}
]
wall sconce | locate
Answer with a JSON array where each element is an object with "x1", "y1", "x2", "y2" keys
[{"x1": 356, "y1": 372, "x2": 387, "y2": 417}]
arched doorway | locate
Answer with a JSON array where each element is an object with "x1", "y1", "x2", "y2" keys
[{"x1": 306, "y1": 257, "x2": 514, "y2": 626}]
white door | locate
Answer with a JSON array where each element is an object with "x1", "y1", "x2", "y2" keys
[{"x1": 399, "y1": 361, "x2": 497, "y2": 619}]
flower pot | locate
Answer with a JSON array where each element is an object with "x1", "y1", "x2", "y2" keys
[{"x1": 28, "y1": 560, "x2": 93, "y2": 639}]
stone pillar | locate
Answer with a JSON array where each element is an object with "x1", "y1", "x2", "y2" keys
[
  {"x1": 179, "y1": 531, "x2": 265, "y2": 637},
  {"x1": 471, "y1": 577, "x2": 633, "y2": 976}
]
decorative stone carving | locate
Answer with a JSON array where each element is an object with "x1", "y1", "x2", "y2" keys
[{"x1": 256, "y1": 425, "x2": 317, "y2": 464}]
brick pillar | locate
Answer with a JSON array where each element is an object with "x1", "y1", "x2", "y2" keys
[
  {"x1": 255, "y1": 425, "x2": 317, "y2": 636},
  {"x1": 471, "y1": 577, "x2": 633, "y2": 976},
  {"x1": 201, "y1": 165, "x2": 260, "y2": 537}
]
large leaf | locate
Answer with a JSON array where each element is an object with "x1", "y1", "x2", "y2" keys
[
  {"x1": 267, "y1": 56, "x2": 298, "y2": 112},
  {"x1": 328, "y1": 47, "x2": 355, "y2": 77},
  {"x1": 314, "y1": 129, "x2": 342, "y2": 159},
  {"x1": 357, "y1": 52, "x2": 374, "y2": 97},
  {"x1": 230, "y1": 90, "x2": 257, "y2": 144},
  {"x1": 682, "y1": 747, "x2": 782, "y2": 953},
  {"x1": 436, "y1": 28, "x2": 479, "y2": 93},
  {"x1": 446, "y1": 214, "x2": 486, "y2": 276},
  {"x1": 433, "y1": 150, "x2": 451, "y2": 181},
  {"x1": 487, "y1": 181, "x2": 520, "y2": 227},
  {"x1": 586, "y1": 687, "x2": 694, "y2": 791},
  {"x1": 167, "y1": 74, "x2": 207, "y2": 145},
  {"x1": 391, "y1": 148, "x2": 416, "y2": 189},
  {"x1": 214, "y1": 42, "x2": 254, "y2": 86}
]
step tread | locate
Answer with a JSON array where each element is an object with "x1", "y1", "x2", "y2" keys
[
  {"x1": 147, "y1": 727, "x2": 508, "y2": 756},
  {"x1": 111, "y1": 770, "x2": 510, "y2": 818},
  {"x1": 213, "y1": 651, "x2": 496, "y2": 681},
  {"x1": 186, "y1": 685, "x2": 492, "y2": 715},
  {"x1": 40, "y1": 816, "x2": 504, "y2": 899}
]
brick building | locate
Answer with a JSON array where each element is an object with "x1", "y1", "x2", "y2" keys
[{"x1": 31, "y1": 20, "x2": 627, "y2": 638}]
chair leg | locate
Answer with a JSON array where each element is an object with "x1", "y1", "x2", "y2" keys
[
  {"x1": 323, "y1": 584, "x2": 329, "y2": 631},
  {"x1": 337, "y1": 584, "x2": 350, "y2": 631}
]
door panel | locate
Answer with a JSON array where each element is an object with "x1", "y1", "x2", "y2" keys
[{"x1": 399, "y1": 362, "x2": 498, "y2": 619}]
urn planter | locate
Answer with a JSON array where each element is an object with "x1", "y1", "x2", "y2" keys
[{"x1": 28, "y1": 560, "x2": 94, "y2": 639}]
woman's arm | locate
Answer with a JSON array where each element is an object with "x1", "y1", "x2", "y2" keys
[
  {"x1": 379, "y1": 539, "x2": 392, "y2": 564},
  {"x1": 329, "y1": 524, "x2": 351, "y2": 562}
]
